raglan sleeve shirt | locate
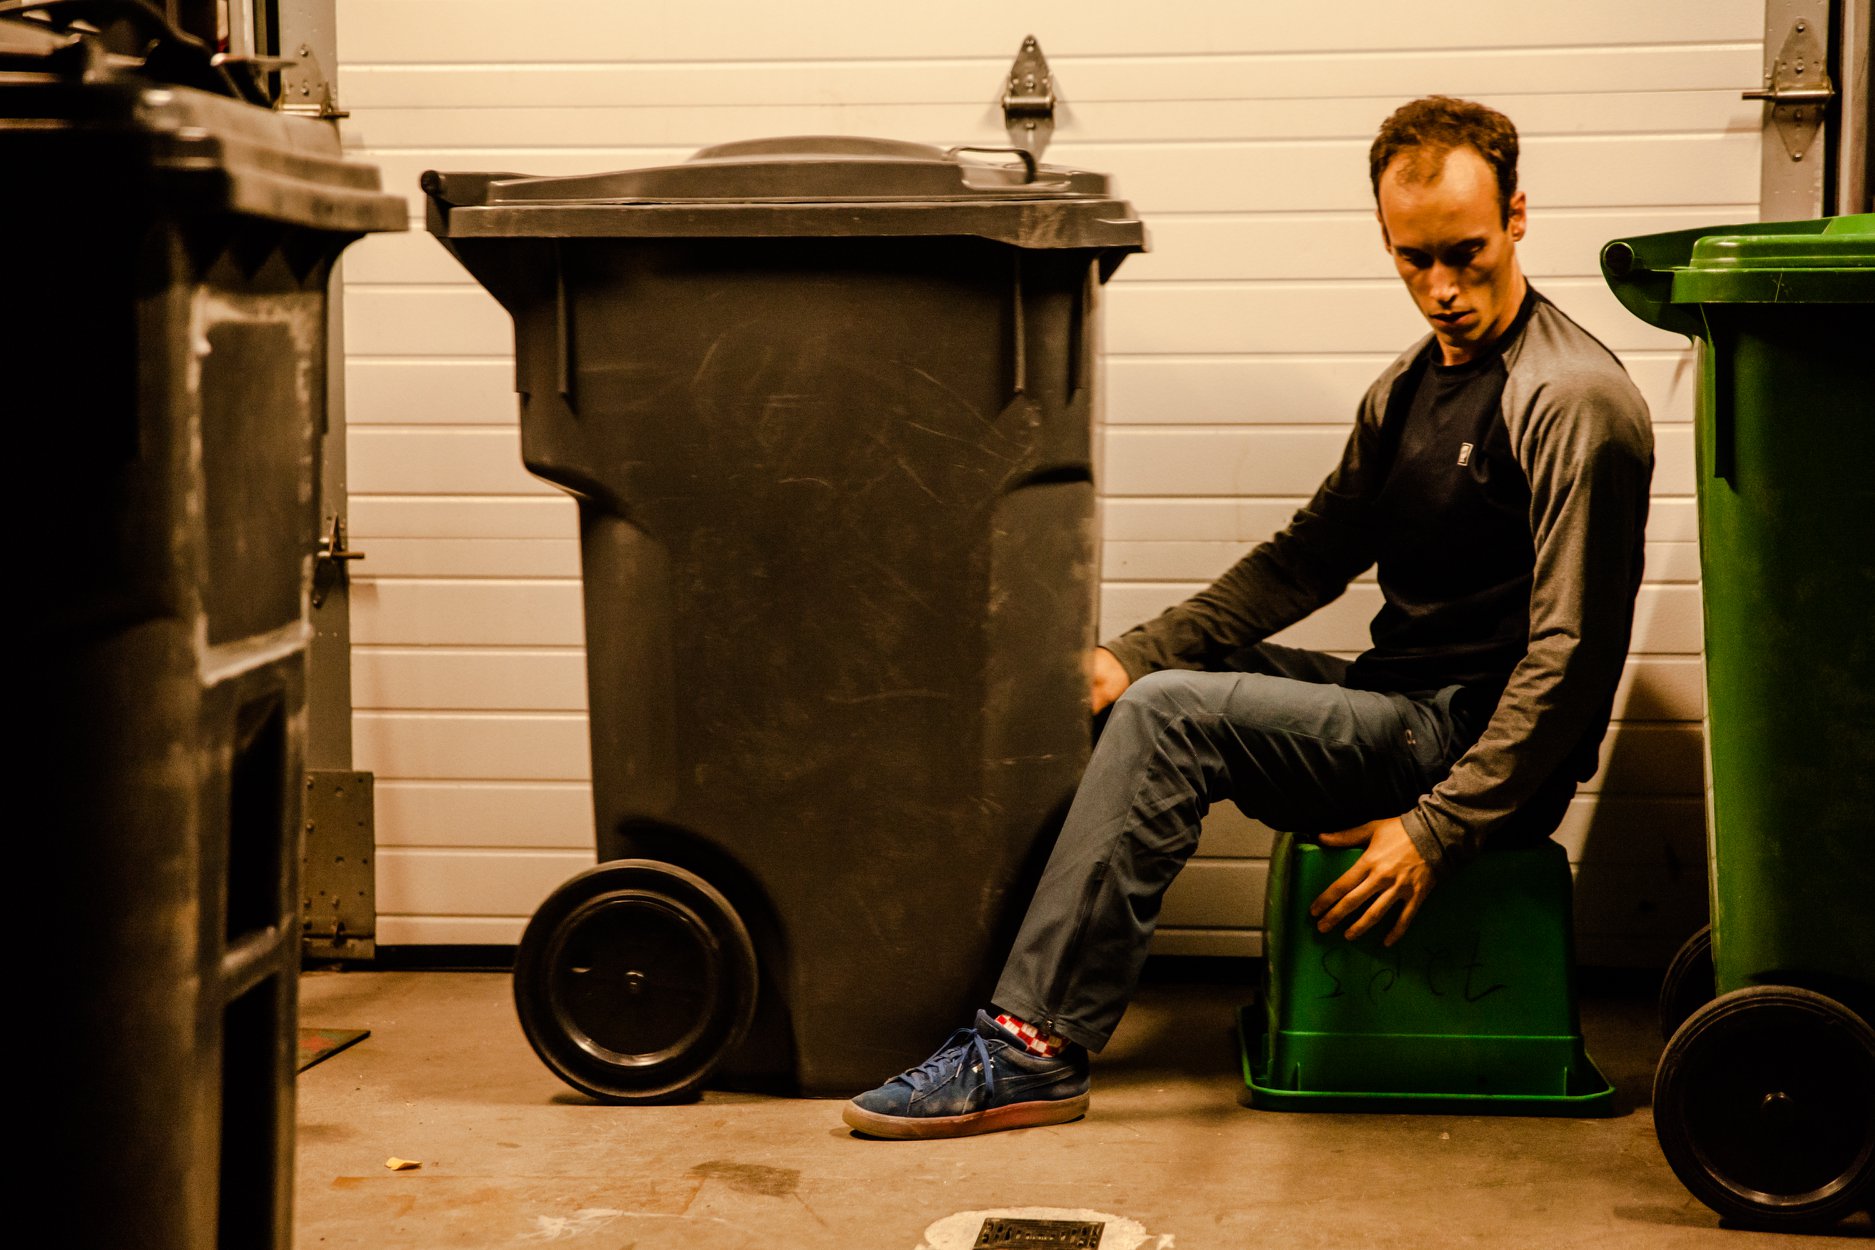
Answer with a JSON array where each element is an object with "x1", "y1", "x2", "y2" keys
[
  {"x1": 1099, "y1": 333, "x2": 1654, "y2": 874},
  {"x1": 1399, "y1": 364, "x2": 1654, "y2": 874}
]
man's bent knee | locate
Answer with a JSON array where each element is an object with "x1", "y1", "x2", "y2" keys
[{"x1": 1112, "y1": 669, "x2": 1224, "y2": 718}]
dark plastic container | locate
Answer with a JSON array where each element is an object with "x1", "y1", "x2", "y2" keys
[
  {"x1": 1603, "y1": 214, "x2": 1875, "y2": 1228},
  {"x1": 425, "y1": 137, "x2": 1144, "y2": 1098},
  {"x1": 7, "y1": 13, "x2": 404, "y2": 1248}
]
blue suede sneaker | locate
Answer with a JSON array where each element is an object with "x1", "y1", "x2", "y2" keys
[{"x1": 842, "y1": 1010, "x2": 1090, "y2": 1139}]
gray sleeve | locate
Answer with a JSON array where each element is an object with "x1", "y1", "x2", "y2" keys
[
  {"x1": 1100, "y1": 387, "x2": 1389, "y2": 680},
  {"x1": 1401, "y1": 361, "x2": 1654, "y2": 875}
]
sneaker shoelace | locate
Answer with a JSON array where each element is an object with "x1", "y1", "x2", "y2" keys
[{"x1": 894, "y1": 1027, "x2": 997, "y2": 1096}]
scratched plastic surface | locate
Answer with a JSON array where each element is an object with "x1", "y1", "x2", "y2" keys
[
  {"x1": 1244, "y1": 833, "x2": 1613, "y2": 1113},
  {"x1": 427, "y1": 141, "x2": 1146, "y2": 1095}
]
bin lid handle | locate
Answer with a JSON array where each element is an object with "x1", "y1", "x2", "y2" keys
[{"x1": 945, "y1": 144, "x2": 1039, "y2": 185}]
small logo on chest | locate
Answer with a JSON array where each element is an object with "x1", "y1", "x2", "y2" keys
[{"x1": 1457, "y1": 442, "x2": 1475, "y2": 467}]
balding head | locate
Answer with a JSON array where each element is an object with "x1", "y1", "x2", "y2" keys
[{"x1": 1369, "y1": 96, "x2": 1520, "y2": 226}]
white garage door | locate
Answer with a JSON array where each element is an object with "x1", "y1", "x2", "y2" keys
[{"x1": 335, "y1": 0, "x2": 1761, "y2": 961}]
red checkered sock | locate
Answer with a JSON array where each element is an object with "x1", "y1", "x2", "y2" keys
[{"x1": 993, "y1": 1011, "x2": 1069, "y2": 1058}]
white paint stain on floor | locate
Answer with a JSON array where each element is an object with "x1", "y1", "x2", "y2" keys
[
  {"x1": 520, "y1": 1207, "x2": 624, "y2": 1242},
  {"x1": 917, "y1": 1207, "x2": 1171, "y2": 1250}
]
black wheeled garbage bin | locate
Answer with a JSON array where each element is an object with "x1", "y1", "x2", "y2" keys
[
  {"x1": 424, "y1": 137, "x2": 1144, "y2": 1098},
  {"x1": 6, "y1": 9, "x2": 405, "y2": 1247}
]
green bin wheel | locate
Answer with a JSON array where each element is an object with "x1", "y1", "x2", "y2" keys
[
  {"x1": 1654, "y1": 985, "x2": 1875, "y2": 1228},
  {"x1": 513, "y1": 859, "x2": 758, "y2": 1104},
  {"x1": 1658, "y1": 924, "x2": 1715, "y2": 1040}
]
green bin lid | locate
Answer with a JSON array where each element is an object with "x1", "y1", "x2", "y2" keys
[
  {"x1": 1672, "y1": 213, "x2": 1875, "y2": 302},
  {"x1": 1603, "y1": 214, "x2": 1875, "y2": 333},
  {"x1": 423, "y1": 136, "x2": 1147, "y2": 257}
]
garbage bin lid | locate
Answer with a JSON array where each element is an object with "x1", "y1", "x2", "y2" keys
[
  {"x1": 1617, "y1": 214, "x2": 1875, "y2": 306},
  {"x1": 433, "y1": 136, "x2": 1118, "y2": 204},
  {"x1": 423, "y1": 136, "x2": 1147, "y2": 255},
  {"x1": 0, "y1": 8, "x2": 406, "y2": 236}
]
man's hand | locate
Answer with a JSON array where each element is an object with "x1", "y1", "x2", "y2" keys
[
  {"x1": 1308, "y1": 814, "x2": 1435, "y2": 947},
  {"x1": 1089, "y1": 647, "x2": 1132, "y2": 713}
]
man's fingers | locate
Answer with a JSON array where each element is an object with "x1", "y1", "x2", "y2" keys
[
  {"x1": 1317, "y1": 871, "x2": 1383, "y2": 932},
  {"x1": 1383, "y1": 889, "x2": 1428, "y2": 947},
  {"x1": 1088, "y1": 648, "x2": 1131, "y2": 713},
  {"x1": 1310, "y1": 814, "x2": 1434, "y2": 938},
  {"x1": 1342, "y1": 883, "x2": 1402, "y2": 941},
  {"x1": 1308, "y1": 859, "x2": 1369, "y2": 918}
]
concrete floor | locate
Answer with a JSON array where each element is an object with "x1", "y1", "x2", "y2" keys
[{"x1": 295, "y1": 967, "x2": 1870, "y2": 1248}]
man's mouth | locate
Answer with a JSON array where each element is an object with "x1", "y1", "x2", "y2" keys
[{"x1": 1430, "y1": 310, "x2": 1474, "y2": 330}]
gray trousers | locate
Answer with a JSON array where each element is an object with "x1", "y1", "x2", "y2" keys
[{"x1": 991, "y1": 643, "x2": 1471, "y2": 1052}]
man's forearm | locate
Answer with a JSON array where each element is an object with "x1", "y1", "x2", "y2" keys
[{"x1": 1103, "y1": 501, "x2": 1375, "y2": 678}]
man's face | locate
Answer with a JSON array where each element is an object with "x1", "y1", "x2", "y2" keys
[{"x1": 1376, "y1": 145, "x2": 1528, "y2": 365}]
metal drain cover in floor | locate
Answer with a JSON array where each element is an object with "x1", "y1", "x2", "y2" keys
[{"x1": 973, "y1": 1218, "x2": 1105, "y2": 1249}]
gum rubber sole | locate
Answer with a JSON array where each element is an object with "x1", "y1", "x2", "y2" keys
[{"x1": 842, "y1": 1092, "x2": 1091, "y2": 1140}]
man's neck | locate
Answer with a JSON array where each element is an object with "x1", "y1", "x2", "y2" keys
[{"x1": 1439, "y1": 271, "x2": 1530, "y2": 366}]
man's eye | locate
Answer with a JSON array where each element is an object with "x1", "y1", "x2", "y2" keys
[{"x1": 1399, "y1": 251, "x2": 1431, "y2": 268}]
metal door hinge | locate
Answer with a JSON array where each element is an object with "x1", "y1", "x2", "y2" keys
[
  {"x1": 312, "y1": 514, "x2": 363, "y2": 609},
  {"x1": 1002, "y1": 35, "x2": 1056, "y2": 160},
  {"x1": 302, "y1": 770, "x2": 375, "y2": 962},
  {"x1": 281, "y1": 43, "x2": 348, "y2": 120},
  {"x1": 1745, "y1": 17, "x2": 1837, "y2": 161}
]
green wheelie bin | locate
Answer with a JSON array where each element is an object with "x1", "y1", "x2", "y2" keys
[{"x1": 1602, "y1": 214, "x2": 1875, "y2": 1229}]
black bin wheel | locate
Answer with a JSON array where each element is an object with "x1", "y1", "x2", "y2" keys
[
  {"x1": 1654, "y1": 984, "x2": 1875, "y2": 1229},
  {"x1": 513, "y1": 859, "x2": 758, "y2": 1104},
  {"x1": 1658, "y1": 924, "x2": 1715, "y2": 1040}
]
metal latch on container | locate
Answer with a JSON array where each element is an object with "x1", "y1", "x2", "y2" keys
[
  {"x1": 1002, "y1": 35, "x2": 1056, "y2": 160},
  {"x1": 210, "y1": 51, "x2": 294, "y2": 102},
  {"x1": 311, "y1": 514, "x2": 363, "y2": 608},
  {"x1": 1744, "y1": 17, "x2": 1836, "y2": 161}
]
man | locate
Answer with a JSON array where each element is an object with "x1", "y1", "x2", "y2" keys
[{"x1": 843, "y1": 97, "x2": 1653, "y2": 1140}]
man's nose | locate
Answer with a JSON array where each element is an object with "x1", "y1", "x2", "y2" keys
[{"x1": 1429, "y1": 264, "x2": 1459, "y2": 305}]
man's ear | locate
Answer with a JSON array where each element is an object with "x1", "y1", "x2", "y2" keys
[{"x1": 1507, "y1": 189, "x2": 1528, "y2": 242}]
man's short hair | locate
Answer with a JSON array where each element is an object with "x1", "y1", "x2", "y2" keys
[{"x1": 1369, "y1": 96, "x2": 1520, "y2": 225}]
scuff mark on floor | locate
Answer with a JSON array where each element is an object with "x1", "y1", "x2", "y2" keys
[
  {"x1": 687, "y1": 1159, "x2": 802, "y2": 1198},
  {"x1": 518, "y1": 1206, "x2": 623, "y2": 1242}
]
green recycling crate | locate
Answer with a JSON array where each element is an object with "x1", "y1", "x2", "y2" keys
[
  {"x1": 1240, "y1": 834, "x2": 1612, "y2": 1115},
  {"x1": 1602, "y1": 214, "x2": 1875, "y2": 1228}
]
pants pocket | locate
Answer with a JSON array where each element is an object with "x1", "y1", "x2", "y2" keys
[{"x1": 1393, "y1": 686, "x2": 1468, "y2": 788}]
